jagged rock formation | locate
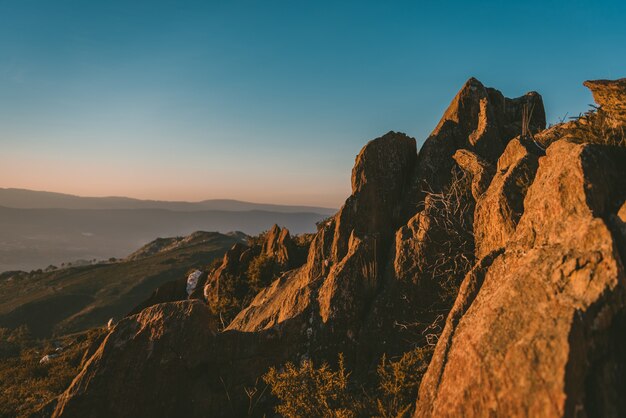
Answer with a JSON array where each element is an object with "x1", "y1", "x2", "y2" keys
[
  {"x1": 53, "y1": 301, "x2": 219, "y2": 418},
  {"x1": 56, "y1": 76, "x2": 626, "y2": 418},
  {"x1": 415, "y1": 80, "x2": 626, "y2": 418},
  {"x1": 584, "y1": 78, "x2": 626, "y2": 127},
  {"x1": 415, "y1": 77, "x2": 545, "y2": 194},
  {"x1": 472, "y1": 137, "x2": 543, "y2": 259},
  {"x1": 262, "y1": 224, "x2": 297, "y2": 268}
]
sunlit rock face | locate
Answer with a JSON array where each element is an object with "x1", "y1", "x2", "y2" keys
[
  {"x1": 53, "y1": 78, "x2": 626, "y2": 418},
  {"x1": 584, "y1": 78, "x2": 626, "y2": 128}
]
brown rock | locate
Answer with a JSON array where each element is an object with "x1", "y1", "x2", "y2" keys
[
  {"x1": 53, "y1": 301, "x2": 308, "y2": 417},
  {"x1": 226, "y1": 269, "x2": 315, "y2": 332},
  {"x1": 53, "y1": 301, "x2": 218, "y2": 418},
  {"x1": 583, "y1": 78, "x2": 626, "y2": 127},
  {"x1": 331, "y1": 131, "x2": 416, "y2": 264},
  {"x1": 473, "y1": 137, "x2": 543, "y2": 259},
  {"x1": 452, "y1": 149, "x2": 495, "y2": 200},
  {"x1": 415, "y1": 140, "x2": 626, "y2": 418},
  {"x1": 203, "y1": 242, "x2": 248, "y2": 305},
  {"x1": 262, "y1": 224, "x2": 296, "y2": 267},
  {"x1": 227, "y1": 132, "x2": 420, "y2": 368},
  {"x1": 416, "y1": 78, "x2": 545, "y2": 194}
]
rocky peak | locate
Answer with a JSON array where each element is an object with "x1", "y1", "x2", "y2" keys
[
  {"x1": 262, "y1": 224, "x2": 296, "y2": 267},
  {"x1": 584, "y1": 78, "x2": 626, "y2": 127},
  {"x1": 52, "y1": 77, "x2": 626, "y2": 418},
  {"x1": 416, "y1": 77, "x2": 545, "y2": 193}
]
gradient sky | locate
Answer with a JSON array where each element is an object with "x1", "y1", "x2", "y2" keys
[{"x1": 1, "y1": 1, "x2": 625, "y2": 207}]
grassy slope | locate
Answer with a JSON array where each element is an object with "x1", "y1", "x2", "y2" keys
[
  {"x1": 0, "y1": 232, "x2": 241, "y2": 338},
  {"x1": 0, "y1": 327, "x2": 107, "y2": 418}
]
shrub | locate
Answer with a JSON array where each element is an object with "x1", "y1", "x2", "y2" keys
[
  {"x1": 264, "y1": 346, "x2": 435, "y2": 418},
  {"x1": 422, "y1": 168, "x2": 475, "y2": 304},
  {"x1": 263, "y1": 354, "x2": 356, "y2": 418},
  {"x1": 0, "y1": 327, "x2": 107, "y2": 417},
  {"x1": 375, "y1": 346, "x2": 434, "y2": 418},
  {"x1": 247, "y1": 254, "x2": 279, "y2": 292}
]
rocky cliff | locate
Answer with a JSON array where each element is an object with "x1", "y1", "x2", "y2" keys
[{"x1": 52, "y1": 77, "x2": 626, "y2": 418}]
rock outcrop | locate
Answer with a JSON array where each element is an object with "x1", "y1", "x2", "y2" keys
[
  {"x1": 415, "y1": 77, "x2": 545, "y2": 194},
  {"x1": 53, "y1": 301, "x2": 219, "y2": 418},
  {"x1": 472, "y1": 136, "x2": 543, "y2": 259},
  {"x1": 415, "y1": 140, "x2": 626, "y2": 417},
  {"x1": 262, "y1": 224, "x2": 297, "y2": 267},
  {"x1": 583, "y1": 78, "x2": 626, "y2": 127},
  {"x1": 53, "y1": 77, "x2": 626, "y2": 418}
]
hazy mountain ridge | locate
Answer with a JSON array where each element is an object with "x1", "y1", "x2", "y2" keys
[
  {"x1": 0, "y1": 188, "x2": 336, "y2": 214},
  {"x1": 0, "y1": 205, "x2": 328, "y2": 272}
]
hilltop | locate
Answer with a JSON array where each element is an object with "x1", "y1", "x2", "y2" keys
[{"x1": 3, "y1": 77, "x2": 626, "y2": 418}]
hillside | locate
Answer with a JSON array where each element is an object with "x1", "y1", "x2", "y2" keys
[
  {"x1": 0, "y1": 231, "x2": 243, "y2": 338},
  {"x1": 5, "y1": 77, "x2": 626, "y2": 418}
]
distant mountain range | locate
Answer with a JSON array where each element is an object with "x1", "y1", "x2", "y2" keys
[
  {"x1": 0, "y1": 189, "x2": 334, "y2": 272},
  {"x1": 0, "y1": 188, "x2": 336, "y2": 214}
]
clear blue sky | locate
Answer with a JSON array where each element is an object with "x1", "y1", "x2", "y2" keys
[{"x1": 1, "y1": 0, "x2": 624, "y2": 207}]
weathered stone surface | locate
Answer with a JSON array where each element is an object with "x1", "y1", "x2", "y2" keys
[
  {"x1": 415, "y1": 140, "x2": 626, "y2": 418},
  {"x1": 452, "y1": 149, "x2": 495, "y2": 200},
  {"x1": 230, "y1": 132, "x2": 418, "y2": 335},
  {"x1": 330, "y1": 131, "x2": 416, "y2": 264},
  {"x1": 262, "y1": 224, "x2": 297, "y2": 267},
  {"x1": 53, "y1": 301, "x2": 218, "y2": 418},
  {"x1": 584, "y1": 78, "x2": 626, "y2": 127},
  {"x1": 53, "y1": 301, "x2": 310, "y2": 418},
  {"x1": 415, "y1": 78, "x2": 545, "y2": 194},
  {"x1": 203, "y1": 242, "x2": 248, "y2": 305},
  {"x1": 473, "y1": 137, "x2": 543, "y2": 259},
  {"x1": 226, "y1": 269, "x2": 315, "y2": 332}
]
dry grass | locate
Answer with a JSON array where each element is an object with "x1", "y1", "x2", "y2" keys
[
  {"x1": 421, "y1": 168, "x2": 475, "y2": 304},
  {"x1": 0, "y1": 326, "x2": 106, "y2": 418},
  {"x1": 570, "y1": 106, "x2": 626, "y2": 147}
]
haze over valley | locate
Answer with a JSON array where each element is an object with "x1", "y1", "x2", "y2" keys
[{"x1": 0, "y1": 188, "x2": 333, "y2": 271}]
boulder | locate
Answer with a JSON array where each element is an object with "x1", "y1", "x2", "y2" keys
[
  {"x1": 452, "y1": 149, "x2": 495, "y2": 200},
  {"x1": 415, "y1": 140, "x2": 626, "y2": 418},
  {"x1": 473, "y1": 137, "x2": 543, "y2": 259},
  {"x1": 262, "y1": 224, "x2": 296, "y2": 267},
  {"x1": 203, "y1": 242, "x2": 248, "y2": 305},
  {"x1": 53, "y1": 301, "x2": 218, "y2": 418}
]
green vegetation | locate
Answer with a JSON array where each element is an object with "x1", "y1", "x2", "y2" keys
[
  {"x1": 375, "y1": 347, "x2": 433, "y2": 418},
  {"x1": 208, "y1": 230, "x2": 314, "y2": 328},
  {"x1": 0, "y1": 232, "x2": 239, "y2": 338},
  {"x1": 264, "y1": 346, "x2": 434, "y2": 418},
  {"x1": 264, "y1": 354, "x2": 356, "y2": 418},
  {"x1": 0, "y1": 326, "x2": 106, "y2": 418}
]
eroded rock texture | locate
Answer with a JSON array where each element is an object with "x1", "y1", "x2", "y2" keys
[
  {"x1": 584, "y1": 78, "x2": 626, "y2": 127},
  {"x1": 415, "y1": 140, "x2": 626, "y2": 418},
  {"x1": 57, "y1": 77, "x2": 609, "y2": 418}
]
